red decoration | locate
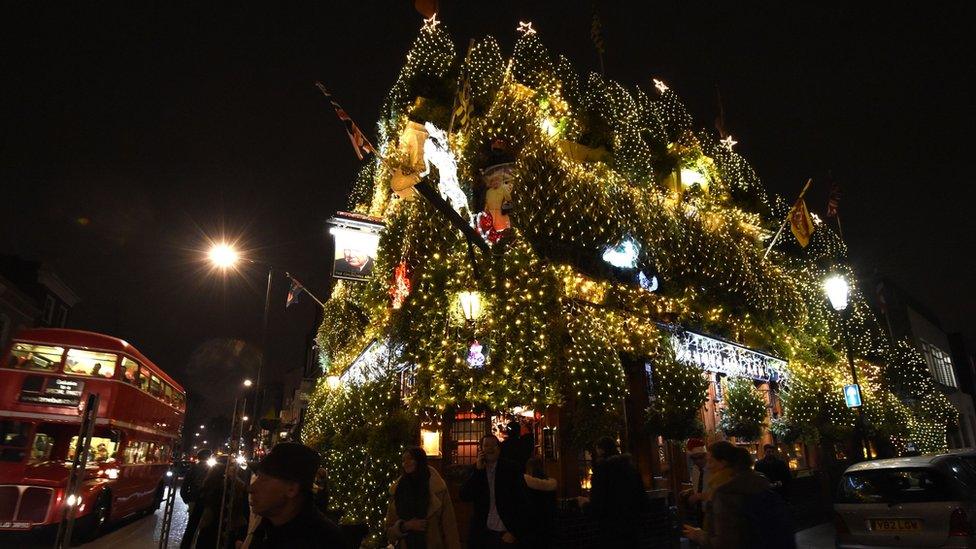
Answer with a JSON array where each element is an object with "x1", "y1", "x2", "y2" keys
[{"x1": 390, "y1": 261, "x2": 412, "y2": 309}]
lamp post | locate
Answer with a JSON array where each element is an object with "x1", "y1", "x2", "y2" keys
[
  {"x1": 209, "y1": 244, "x2": 273, "y2": 455},
  {"x1": 824, "y1": 274, "x2": 867, "y2": 461}
]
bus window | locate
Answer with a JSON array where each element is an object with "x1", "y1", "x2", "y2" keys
[
  {"x1": 163, "y1": 383, "x2": 174, "y2": 406},
  {"x1": 30, "y1": 433, "x2": 54, "y2": 463},
  {"x1": 138, "y1": 365, "x2": 152, "y2": 392},
  {"x1": 65, "y1": 349, "x2": 117, "y2": 379},
  {"x1": 149, "y1": 374, "x2": 162, "y2": 398},
  {"x1": 1, "y1": 420, "x2": 30, "y2": 462},
  {"x1": 175, "y1": 392, "x2": 186, "y2": 411},
  {"x1": 69, "y1": 435, "x2": 118, "y2": 463},
  {"x1": 6, "y1": 343, "x2": 64, "y2": 372},
  {"x1": 123, "y1": 441, "x2": 149, "y2": 464},
  {"x1": 120, "y1": 357, "x2": 140, "y2": 385}
]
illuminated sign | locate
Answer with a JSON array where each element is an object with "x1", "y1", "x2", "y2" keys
[
  {"x1": 669, "y1": 328, "x2": 788, "y2": 384},
  {"x1": 328, "y1": 212, "x2": 383, "y2": 281},
  {"x1": 19, "y1": 376, "x2": 84, "y2": 407},
  {"x1": 844, "y1": 384, "x2": 862, "y2": 408}
]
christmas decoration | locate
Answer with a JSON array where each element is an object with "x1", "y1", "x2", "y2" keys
[{"x1": 304, "y1": 17, "x2": 955, "y2": 541}]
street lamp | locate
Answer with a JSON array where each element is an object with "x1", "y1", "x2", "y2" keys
[
  {"x1": 207, "y1": 244, "x2": 274, "y2": 455},
  {"x1": 458, "y1": 290, "x2": 483, "y2": 322},
  {"x1": 823, "y1": 273, "x2": 867, "y2": 460}
]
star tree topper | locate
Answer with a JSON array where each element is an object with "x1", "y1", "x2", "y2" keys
[
  {"x1": 653, "y1": 78, "x2": 669, "y2": 93},
  {"x1": 422, "y1": 13, "x2": 440, "y2": 31},
  {"x1": 517, "y1": 21, "x2": 536, "y2": 35},
  {"x1": 721, "y1": 135, "x2": 738, "y2": 150}
]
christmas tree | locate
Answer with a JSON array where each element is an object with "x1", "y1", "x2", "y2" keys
[{"x1": 304, "y1": 16, "x2": 954, "y2": 540}]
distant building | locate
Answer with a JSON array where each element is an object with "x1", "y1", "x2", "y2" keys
[
  {"x1": 0, "y1": 255, "x2": 80, "y2": 350},
  {"x1": 875, "y1": 277, "x2": 976, "y2": 448}
]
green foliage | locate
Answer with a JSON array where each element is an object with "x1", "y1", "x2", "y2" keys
[
  {"x1": 719, "y1": 378, "x2": 767, "y2": 441},
  {"x1": 645, "y1": 349, "x2": 708, "y2": 441},
  {"x1": 769, "y1": 416, "x2": 800, "y2": 444}
]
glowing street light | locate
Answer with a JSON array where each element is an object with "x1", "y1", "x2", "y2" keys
[
  {"x1": 824, "y1": 274, "x2": 850, "y2": 312},
  {"x1": 242, "y1": 416, "x2": 249, "y2": 422},
  {"x1": 243, "y1": 379, "x2": 253, "y2": 388},
  {"x1": 208, "y1": 243, "x2": 239, "y2": 268},
  {"x1": 458, "y1": 291, "x2": 483, "y2": 322},
  {"x1": 200, "y1": 424, "x2": 205, "y2": 429}
]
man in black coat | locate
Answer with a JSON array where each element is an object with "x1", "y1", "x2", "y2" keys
[
  {"x1": 754, "y1": 443, "x2": 792, "y2": 498},
  {"x1": 460, "y1": 434, "x2": 527, "y2": 548},
  {"x1": 244, "y1": 443, "x2": 345, "y2": 548},
  {"x1": 578, "y1": 436, "x2": 648, "y2": 547}
]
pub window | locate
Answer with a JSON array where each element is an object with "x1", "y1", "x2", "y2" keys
[
  {"x1": 450, "y1": 411, "x2": 487, "y2": 466},
  {"x1": 6, "y1": 343, "x2": 64, "y2": 372},
  {"x1": 65, "y1": 348, "x2": 117, "y2": 379}
]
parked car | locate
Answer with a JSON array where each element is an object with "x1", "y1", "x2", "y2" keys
[{"x1": 834, "y1": 449, "x2": 976, "y2": 548}]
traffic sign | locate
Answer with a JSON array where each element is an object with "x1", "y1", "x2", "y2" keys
[{"x1": 844, "y1": 384, "x2": 862, "y2": 408}]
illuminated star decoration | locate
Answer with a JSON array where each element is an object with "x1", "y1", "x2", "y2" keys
[
  {"x1": 721, "y1": 135, "x2": 738, "y2": 150},
  {"x1": 517, "y1": 21, "x2": 536, "y2": 36},
  {"x1": 653, "y1": 78, "x2": 669, "y2": 93},
  {"x1": 422, "y1": 13, "x2": 440, "y2": 31}
]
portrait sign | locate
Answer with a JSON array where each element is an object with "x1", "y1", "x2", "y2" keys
[{"x1": 328, "y1": 212, "x2": 384, "y2": 282}]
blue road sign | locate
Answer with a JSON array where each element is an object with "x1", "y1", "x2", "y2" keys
[{"x1": 844, "y1": 384, "x2": 862, "y2": 408}]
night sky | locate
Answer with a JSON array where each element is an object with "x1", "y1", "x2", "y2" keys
[{"x1": 2, "y1": 2, "x2": 972, "y2": 422}]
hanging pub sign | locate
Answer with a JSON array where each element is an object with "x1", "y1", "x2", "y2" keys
[
  {"x1": 328, "y1": 212, "x2": 384, "y2": 282},
  {"x1": 667, "y1": 326, "x2": 788, "y2": 384}
]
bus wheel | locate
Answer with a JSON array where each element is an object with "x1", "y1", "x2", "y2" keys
[
  {"x1": 76, "y1": 492, "x2": 111, "y2": 542},
  {"x1": 151, "y1": 482, "x2": 165, "y2": 511}
]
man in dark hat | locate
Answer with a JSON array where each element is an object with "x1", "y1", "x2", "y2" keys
[{"x1": 243, "y1": 443, "x2": 344, "y2": 548}]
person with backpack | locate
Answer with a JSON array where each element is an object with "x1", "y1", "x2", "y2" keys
[{"x1": 682, "y1": 441, "x2": 795, "y2": 549}]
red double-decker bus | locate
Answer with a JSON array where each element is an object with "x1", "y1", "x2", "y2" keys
[{"x1": 0, "y1": 328, "x2": 185, "y2": 540}]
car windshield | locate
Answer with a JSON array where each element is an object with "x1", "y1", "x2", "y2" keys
[{"x1": 838, "y1": 467, "x2": 956, "y2": 504}]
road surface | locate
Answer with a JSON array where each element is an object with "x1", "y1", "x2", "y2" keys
[{"x1": 81, "y1": 485, "x2": 189, "y2": 548}]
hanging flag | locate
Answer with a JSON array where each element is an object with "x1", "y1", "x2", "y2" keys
[
  {"x1": 788, "y1": 197, "x2": 815, "y2": 247},
  {"x1": 452, "y1": 73, "x2": 472, "y2": 132},
  {"x1": 286, "y1": 277, "x2": 305, "y2": 308},
  {"x1": 414, "y1": 0, "x2": 437, "y2": 18},
  {"x1": 590, "y1": 10, "x2": 605, "y2": 56},
  {"x1": 826, "y1": 180, "x2": 841, "y2": 218},
  {"x1": 314, "y1": 82, "x2": 376, "y2": 161}
]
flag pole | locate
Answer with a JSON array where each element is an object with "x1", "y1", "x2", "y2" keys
[
  {"x1": 762, "y1": 178, "x2": 813, "y2": 261},
  {"x1": 313, "y1": 81, "x2": 385, "y2": 163},
  {"x1": 286, "y1": 272, "x2": 325, "y2": 309}
]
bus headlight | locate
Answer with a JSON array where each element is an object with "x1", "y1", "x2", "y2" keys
[{"x1": 206, "y1": 456, "x2": 218, "y2": 468}]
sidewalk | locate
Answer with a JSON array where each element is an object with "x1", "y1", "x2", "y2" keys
[{"x1": 796, "y1": 522, "x2": 834, "y2": 549}]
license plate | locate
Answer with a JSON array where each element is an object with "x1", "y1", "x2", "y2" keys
[
  {"x1": 0, "y1": 521, "x2": 31, "y2": 529},
  {"x1": 870, "y1": 518, "x2": 922, "y2": 531}
]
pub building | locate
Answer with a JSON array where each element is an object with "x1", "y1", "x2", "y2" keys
[{"x1": 332, "y1": 321, "x2": 811, "y2": 544}]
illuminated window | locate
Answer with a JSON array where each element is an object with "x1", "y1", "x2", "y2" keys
[
  {"x1": 29, "y1": 433, "x2": 54, "y2": 464},
  {"x1": 6, "y1": 343, "x2": 64, "y2": 371},
  {"x1": 65, "y1": 349, "x2": 117, "y2": 378},
  {"x1": 450, "y1": 411, "x2": 487, "y2": 465},
  {"x1": 121, "y1": 357, "x2": 140, "y2": 385},
  {"x1": 138, "y1": 365, "x2": 152, "y2": 392},
  {"x1": 68, "y1": 435, "x2": 118, "y2": 463},
  {"x1": 921, "y1": 340, "x2": 956, "y2": 388}
]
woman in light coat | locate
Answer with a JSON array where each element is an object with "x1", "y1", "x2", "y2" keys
[{"x1": 385, "y1": 447, "x2": 460, "y2": 549}]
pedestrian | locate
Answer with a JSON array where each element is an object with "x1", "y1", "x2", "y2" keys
[
  {"x1": 577, "y1": 436, "x2": 648, "y2": 547},
  {"x1": 312, "y1": 466, "x2": 330, "y2": 515},
  {"x1": 679, "y1": 438, "x2": 709, "y2": 528},
  {"x1": 180, "y1": 449, "x2": 213, "y2": 549},
  {"x1": 682, "y1": 441, "x2": 796, "y2": 549},
  {"x1": 754, "y1": 443, "x2": 792, "y2": 498},
  {"x1": 242, "y1": 442, "x2": 345, "y2": 548},
  {"x1": 193, "y1": 456, "x2": 249, "y2": 549},
  {"x1": 385, "y1": 447, "x2": 460, "y2": 549},
  {"x1": 522, "y1": 456, "x2": 556, "y2": 549},
  {"x1": 459, "y1": 434, "x2": 527, "y2": 548},
  {"x1": 499, "y1": 420, "x2": 532, "y2": 470}
]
